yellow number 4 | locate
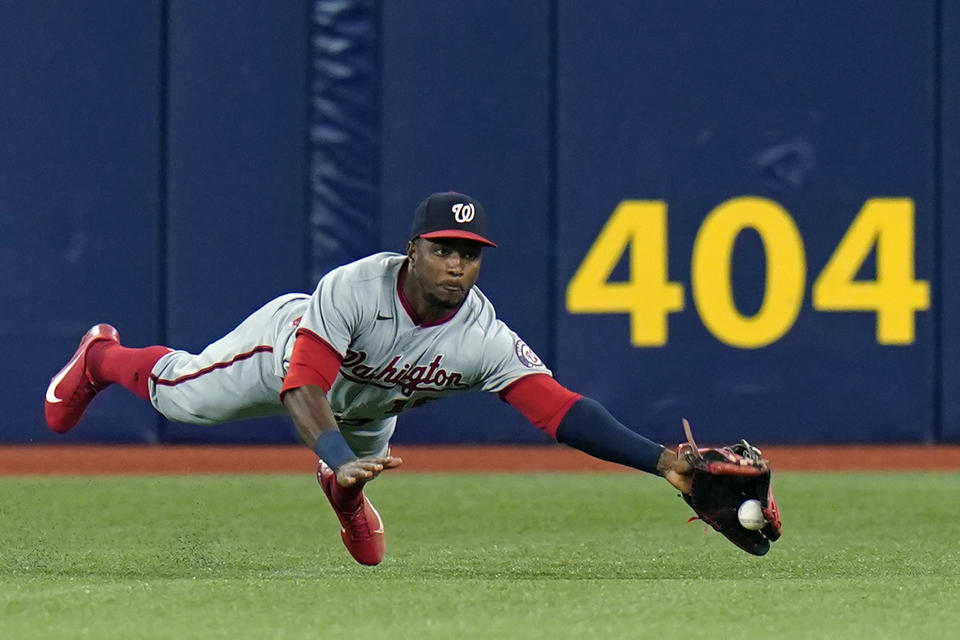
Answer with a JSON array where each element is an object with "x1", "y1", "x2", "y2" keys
[
  {"x1": 812, "y1": 198, "x2": 929, "y2": 344},
  {"x1": 566, "y1": 201, "x2": 683, "y2": 346}
]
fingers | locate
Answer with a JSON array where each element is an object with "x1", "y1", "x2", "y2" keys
[
  {"x1": 360, "y1": 455, "x2": 403, "y2": 470},
  {"x1": 349, "y1": 459, "x2": 385, "y2": 477},
  {"x1": 335, "y1": 460, "x2": 380, "y2": 487},
  {"x1": 380, "y1": 455, "x2": 403, "y2": 468},
  {"x1": 336, "y1": 474, "x2": 360, "y2": 488},
  {"x1": 335, "y1": 456, "x2": 403, "y2": 487}
]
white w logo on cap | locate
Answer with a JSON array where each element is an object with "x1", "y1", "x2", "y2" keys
[{"x1": 452, "y1": 202, "x2": 475, "y2": 223}]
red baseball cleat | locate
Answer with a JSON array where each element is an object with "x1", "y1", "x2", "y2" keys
[
  {"x1": 317, "y1": 461, "x2": 385, "y2": 566},
  {"x1": 44, "y1": 323, "x2": 120, "y2": 433}
]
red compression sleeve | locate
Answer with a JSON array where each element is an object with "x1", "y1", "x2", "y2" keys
[
  {"x1": 500, "y1": 374, "x2": 582, "y2": 439},
  {"x1": 280, "y1": 330, "x2": 343, "y2": 399}
]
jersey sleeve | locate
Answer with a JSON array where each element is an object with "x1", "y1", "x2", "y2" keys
[
  {"x1": 499, "y1": 373, "x2": 582, "y2": 438},
  {"x1": 280, "y1": 330, "x2": 343, "y2": 399},
  {"x1": 474, "y1": 318, "x2": 552, "y2": 393},
  {"x1": 297, "y1": 265, "x2": 363, "y2": 357}
]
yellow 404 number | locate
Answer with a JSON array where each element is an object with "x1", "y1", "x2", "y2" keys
[{"x1": 566, "y1": 197, "x2": 929, "y2": 348}]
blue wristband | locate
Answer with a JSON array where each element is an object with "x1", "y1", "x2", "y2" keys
[{"x1": 312, "y1": 430, "x2": 357, "y2": 471}]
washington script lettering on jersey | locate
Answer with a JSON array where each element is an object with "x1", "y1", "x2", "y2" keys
[{"x1": 339, "y1": 350, "x2": 469, "y2": 396}]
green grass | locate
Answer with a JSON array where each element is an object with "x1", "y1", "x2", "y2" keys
[{"x1": 1, "y1": 472, "x2": 958, "y2": 639}]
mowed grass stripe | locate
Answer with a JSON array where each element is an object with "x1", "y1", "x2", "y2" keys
[{"x1": 1, "y1": 473, "x2": 958, "y2": 639}]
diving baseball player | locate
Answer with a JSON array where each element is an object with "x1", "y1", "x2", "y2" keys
[{"x1": 45, "y1": 192, "x2": 694, "y2": 566}]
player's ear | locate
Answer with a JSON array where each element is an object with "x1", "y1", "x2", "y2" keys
[{"x1": 406, "y1": 239, "x2": 418, "y2": 261}]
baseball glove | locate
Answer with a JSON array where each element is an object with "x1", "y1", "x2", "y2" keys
[{"x1": 677, "y1": 419, "x2": 782, "y2": 555}]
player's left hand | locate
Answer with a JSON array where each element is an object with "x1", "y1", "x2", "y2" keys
[{"x1": 335, "y1": 455, "x2": 403, "y2": 488}]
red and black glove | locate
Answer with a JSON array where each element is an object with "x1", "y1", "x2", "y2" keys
[{"x1": 678, "y1": 420, "x2": 783, "y2": 555}]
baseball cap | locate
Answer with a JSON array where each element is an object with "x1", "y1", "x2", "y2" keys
[{"x1": 409, "y1": 192, "x2": 497, "y2": 247}]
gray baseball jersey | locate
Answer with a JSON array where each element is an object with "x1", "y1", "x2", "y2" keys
[{"x1": 149, "y1": 252, "x2": 549, "y2": 455}]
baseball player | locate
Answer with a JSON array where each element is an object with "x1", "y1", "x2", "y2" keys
[{"x1": 45, "y1": 192, "x2": 694, "y2": 566}]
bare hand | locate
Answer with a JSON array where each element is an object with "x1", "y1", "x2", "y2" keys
[
  {"x1": 657, "y1": 448, "x2": 693, "y2": 494},
  {"x1": 335, "y1": 455, "x2": 403, "y2": 488}
]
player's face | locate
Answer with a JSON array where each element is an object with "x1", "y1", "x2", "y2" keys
[{"x1": 407, "y1": 237, "x2": 483, "y2": 311}]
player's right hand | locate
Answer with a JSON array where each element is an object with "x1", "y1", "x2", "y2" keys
[{"x1": 335, "y1": 455, "x2": 403, "y2": 488}]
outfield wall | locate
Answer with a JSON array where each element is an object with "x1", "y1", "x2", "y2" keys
[{"x1": 1, "y1": 1, "x2": 955, "y2": 445}]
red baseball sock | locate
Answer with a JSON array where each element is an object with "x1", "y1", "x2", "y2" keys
[
  {"x1": 330, "y1": 480, "x2": 364, "y2": 513},
  {"x1": 86, "y1": 342, "x2": 172, "y2": 401}
]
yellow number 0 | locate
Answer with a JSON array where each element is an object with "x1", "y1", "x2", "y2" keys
[{"x1": 692, "y1": 197, "x2": 805, "y2": 348}]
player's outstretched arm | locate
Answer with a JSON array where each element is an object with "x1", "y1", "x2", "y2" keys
[
  {"x1": 555, "y1": 396, "x2": 690, "y2": 488},
  {"x1": 501, "y1": 375, "x2": 690, "y2": 491},
  {"x1": 283, "y1": 384, "x2": 401, "y2": 487}
]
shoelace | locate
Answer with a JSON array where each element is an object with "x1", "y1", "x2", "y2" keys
[
  {"x1": 344, "y1": 506, "x2": 373, "y2": 541},
  {"x1": 68, "y1": 377, "x2": 103, "y2": 404}
]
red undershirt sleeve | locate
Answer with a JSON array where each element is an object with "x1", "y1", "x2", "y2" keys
[
  {"x1": 280, "y1": 329, "x2": 343, "y2": 400},
  {"x1": 499, "y1": 373, "x2": 582, "y2": 439}
]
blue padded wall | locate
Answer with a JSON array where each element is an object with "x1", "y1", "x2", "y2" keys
[
  {"x1": 940, "y1": 0, "x2": 960, "y2": 442},
  {"x1": 0, "y1": 1, "x2": 164, "y2": 443},
  {"x1": 378, "y1": 0, "x2": 553, "y2": 443},
  {"x1": 554, "y1": 1, "x2": 936, "y2": 444},
  {"x1": 161, "y1": 0, "x2": 308, "y2": 442},
  {"x1": 308, "y1": 0, "x2": 382, "y2": 283},
  {"x1": 3, "y1": 1, "x2": 956, "y2": 445}
]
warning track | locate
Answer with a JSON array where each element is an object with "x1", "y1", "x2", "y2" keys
[{"x1": 1, "y1": 444, "x2": 958, "y2": 475}]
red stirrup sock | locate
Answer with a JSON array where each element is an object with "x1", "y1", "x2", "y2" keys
[
  {"x1": 86, "y1": 342, "x2": 172, "y2": 401},
  {"x1": 330, "y1": 480, "x2": 364, "y2": 513}
]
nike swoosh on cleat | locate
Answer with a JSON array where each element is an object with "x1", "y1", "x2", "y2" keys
[
  {"x1": 45, "y1": 350, "x2": 85, "y2": 404},
  {"x1": 341, "y1": 526, "x2": 385, "y2": 534}
]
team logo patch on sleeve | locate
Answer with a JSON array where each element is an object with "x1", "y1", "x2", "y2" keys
[{"x1": 514, "y1": 339, "x2": 544, "y2": 368}]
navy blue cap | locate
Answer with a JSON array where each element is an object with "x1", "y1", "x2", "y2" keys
[{"x1": 409, "y1": 192, "x2": 496, "y2": 247}]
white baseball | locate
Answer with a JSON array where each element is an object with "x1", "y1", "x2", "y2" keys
[{"x1": 737, "y1": 499, "x2": 766, "y2": 530}]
